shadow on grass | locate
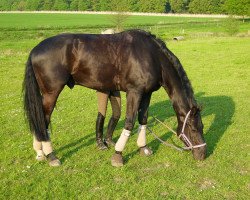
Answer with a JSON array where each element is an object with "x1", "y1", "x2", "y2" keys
[
  {"x1": 57, "y1": 92, "x2": 234, "y2": 162},
  {"x1": 122, "y1": 92, "x2": 235, "y2": 162},
  {"x1": 56, "y1": 133, "x2": 95, "y2": 163}
]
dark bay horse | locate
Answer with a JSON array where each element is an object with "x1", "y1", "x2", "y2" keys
[{"x1": 23, "y1": 29, "x2": 206, "y2": 167}]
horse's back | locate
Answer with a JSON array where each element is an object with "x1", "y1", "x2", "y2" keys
[
  {"x1": 74, "y1": 30, "x2": 161, "y2": 92},
  {"x1": 29, "y1": 30, "x2": 162, "y2": 93},
  {"x1": 73, "y1": 31, "x2": 161, "y2": 92}
]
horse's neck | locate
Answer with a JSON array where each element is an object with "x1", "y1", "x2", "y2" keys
[
  {"x1": 170, "y1": 85, "x2": 191, "y2": 117},
  {"x1": 161, "y1": 52, "x2": 194, "y2": 119},
  {"x1": 162, "y1": 68, "x2": 193, "y2": 119},
  {"x1": 167, "y1": 87, "x2": 193, "y2": 134}
]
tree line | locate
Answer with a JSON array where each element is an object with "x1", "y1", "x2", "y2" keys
[{"x1": 0, "y1": 0, "x2": 249, "y2": 17}]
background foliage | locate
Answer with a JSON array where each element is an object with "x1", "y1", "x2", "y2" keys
[{"x1": 0, "y1": 0, "x2": 250, "y2": 18}]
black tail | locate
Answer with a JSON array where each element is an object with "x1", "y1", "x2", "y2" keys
[{"x1": 23, "y1": 54, "x2": 49, "y2": 141}]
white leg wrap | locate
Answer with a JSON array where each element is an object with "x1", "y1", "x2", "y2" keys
[
  {"x1": 137, "y1": 124, "x2": 147, "y2": 147},
  {"x1": 33, "y1": 137, "x2": 42, "y2": 152},
  {"x1": 33, "y1": 137, "x2": 45, "y2": 160},
  {"x1": 115, "y1": 129, "x2": 131, "y2": 152},
  {"x1": 42, "y1": 141, "x2": 53, "y2": 156}
]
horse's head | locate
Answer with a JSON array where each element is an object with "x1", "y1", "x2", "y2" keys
[{"x1": 180, "y1": 106, "x2": 207, "y2": 160}]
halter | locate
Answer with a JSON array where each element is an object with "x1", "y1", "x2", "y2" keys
[
  {"x1": 178, "y1": 110, "x2": 206, "y2": 150},
  {"x1": 148, "y1": 110, "x2": 206, "y2": 151}
]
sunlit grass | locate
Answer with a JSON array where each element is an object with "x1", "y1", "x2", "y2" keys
[{"x1": 0, "y1": 13, "x2": 249, "y2": 199}]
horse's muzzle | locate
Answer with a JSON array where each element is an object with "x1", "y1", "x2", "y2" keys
[{"x1": 192, "y1": 145, "x2": 207, "y2": 160}]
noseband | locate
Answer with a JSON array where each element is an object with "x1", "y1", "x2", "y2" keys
[
  {"x1": 178, "y1": 110, "x2": 206, "y2": 150},
  {"x1": 148, "y1": 110, "x2": 206, "y2": 151}
]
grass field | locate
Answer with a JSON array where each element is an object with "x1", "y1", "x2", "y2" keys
[{"x1": 0, "y1": 13, "x2": 249, "y2": 199}]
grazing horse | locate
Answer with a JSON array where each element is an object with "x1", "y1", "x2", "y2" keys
[{"x1": 23, "y1": 29, "x2": 206, "y2": 167}]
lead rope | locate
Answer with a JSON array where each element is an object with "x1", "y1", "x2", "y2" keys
[
  {"x1": 148, "y1": 110, "x2": 206, "y2": 151},
  {"x1": 147, "y1": 127, "x2": 183, "y2": 151}
]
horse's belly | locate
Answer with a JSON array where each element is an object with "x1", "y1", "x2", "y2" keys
[{"x1": 72, "y1": 72, "x2": 118, "y2": 91}]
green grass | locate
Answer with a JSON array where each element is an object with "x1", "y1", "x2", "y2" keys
[
  {"x1": 0, "y1": 13, "x2": 249, "y2": 41},
  {"x1": 0, "y1": 13, "x2": 221, "y2": 29},
  {"x1": 0, "y1": 13, "x2": 249, "y2": 199}
]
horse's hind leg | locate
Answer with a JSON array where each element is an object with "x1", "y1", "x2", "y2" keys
[
  {"x1": 40, "y1": 91, "x2": 63, "y2": 166},
  {"x1": 30, "y1": 74, "x2": 64, "y2": 165},
  {"x1": 33, "y1": 136, "x2": 45, "y2": 161},
  {"x1": 33, "y1": 134, "x2": 60, "y2": 164},
  {"x1": 33, "y1": 92, "x2": 60, "y2": 162},
  {"x1": 137, "y1": 92, "x2": 153, "y2": 156},
  {"x1": 111, "y1": 90, "x2": 142, "y2": 167}
]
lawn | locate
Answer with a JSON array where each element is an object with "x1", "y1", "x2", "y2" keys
[
  {"x1": 0, "y1": 13, "x2": 223, "y2": 29},
  {"x1": 0, "y1": 13, "x2": 249, "y2": 199}
]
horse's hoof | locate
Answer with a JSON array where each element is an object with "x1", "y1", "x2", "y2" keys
[
  {"x1": 111, "y1": 152, "x2": 124, "y2": 167},
  {"x1": 46, "y1": 152, "x2": 61, "y2": 167},
  {"x1": 139, "y1": 146, "x2": 153, "y2": 156},
  {"x1": 105, "y1": 139, "x2": 116, "y2": 147},
  {"x1": 36, "y1": 154, "x2": 46, "y2": 161},
  {"x1": 97, "y1": 142, "x2": 108, "y2": 150},
  {"x1": 49, "y1": 159, "x2": 61, "y2": 167}
]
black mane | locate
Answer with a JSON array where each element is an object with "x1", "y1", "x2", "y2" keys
[{"x1": 150, "y1": 33, "x2": 197, "y2": 107}]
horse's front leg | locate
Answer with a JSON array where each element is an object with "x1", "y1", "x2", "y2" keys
[
  {"x1": 111, "y1": 90, "x2": 142, "y2": 167},
  {"x1": 137, "y1": 92, "x2": 153, "y2": 156}
]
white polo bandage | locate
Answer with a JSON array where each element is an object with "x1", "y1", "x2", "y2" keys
[
  {"x1": 42, "y1": 141, "x2": 53, "y2": 156},
  {"x1": 33, "y1": 136, "x2": 42, "y2": 152},
  {"x1": 115, "y1": 129, "x2": 131, "y2": 152},
  {"x1": 137, "y1": 124, "x2": 147, "y2": 147}
]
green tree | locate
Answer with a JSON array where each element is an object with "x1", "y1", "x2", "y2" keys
[
  {"x1": 70, "y1": 0, "x2": 78, "y2": 10},
  {"x1": 10, "y1": 0, "x2": 20, "y2": 10},
  {"x1": 189, "y1": 0, "x2": 224, "y2": 14},
  {"x1": 53, "y1": 0, "x2": 69, "y2": 10},
  {"x1": 138, "y1": 0, "x2": 166, "y2": 13},
  {"x1": 0, "y1": 0, "x2": 13, "y2": 10},
  {"x1": 224, "y1": 15, "x2": 240, "y2": 35},
  {"x1": 42, "y1": 0, "x2": 54, "y2": 10},
  {"x1": 224, "y1": 0, "x2": 250, "y2": 21},
  {"x1": 17, "y1": 0, "x2": 27, "y2": 10},
  {"x1": 128, "y1": 0, "x2": 139, "y2": 12},
  {"x1": 154, "y1": 0, "x2": 167, "y2": 13},
  {"x1": 108, "y1": 0, "x2": 131, "y2": 31},
  {"x1": 138, "y1": 0, "x2": 154, "y2": 12},
  {"x1": 26, "y1": 0, "x2": 43, "y2": 10},
  {"x1": 110, "y1": 0, "x2": 129, "y2": 12},
  {"x1": 91, "y1": 0, "x2": 100, "y2": 11},
  {"x1": 78, "y1": 0, "x2": 88, "y2": 11},
  {"x1": 165, "y1": 0, "x2": 171, "y2": 13},
  {"x1": 98, "y1": 0, "x2": 111, "y2": 11},
  {"x1": 169, "y1": 0, "x2": 186, "y2": 13}
]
